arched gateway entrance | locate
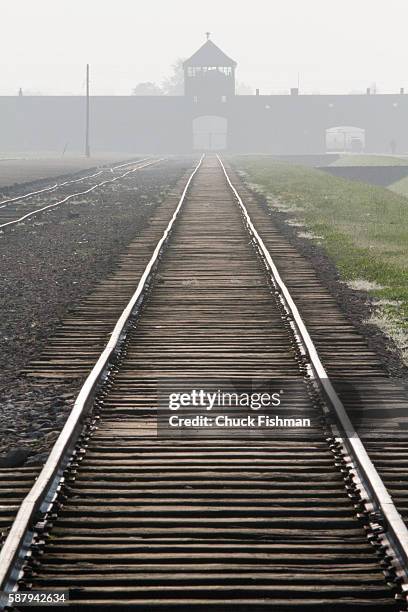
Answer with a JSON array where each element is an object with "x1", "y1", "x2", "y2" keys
[
  {"x1": 193, "y1": 115, "x2": 228, "y2": 150},
  {"x1": 326, "y1": 126, "x2": 366, "y2": 152}
]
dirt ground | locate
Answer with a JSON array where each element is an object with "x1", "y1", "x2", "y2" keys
[{"x1": 0, "y1": 158, "x2": 192, "y2": 464}]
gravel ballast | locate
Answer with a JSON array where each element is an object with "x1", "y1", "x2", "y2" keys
[{"x1": 0, "y1": 158, "x2": 192, "y2": 463}]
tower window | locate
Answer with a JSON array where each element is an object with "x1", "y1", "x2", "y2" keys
[{"x1": 186, "y1": 66, "x2": 233, "y2": 77}]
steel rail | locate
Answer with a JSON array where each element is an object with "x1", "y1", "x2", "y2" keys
[
  {"x1": 217, "y1": 154, "x2": 408, "y2": 589},
  {"x1": 0, "y1": 155, "x2": 203, "y2": 601},
  {"x1": 107, "y1": 159, "x2": 151, "y2": 171},
  {"x1": 0, "y1": 158, "x2": 150, "y2": 208},
  {"x1": 0, "y1": 174, "x2": 100, "y2": 209},
  {"x1": 0, "y1": 159, "x2": 161, "y2": 231}
]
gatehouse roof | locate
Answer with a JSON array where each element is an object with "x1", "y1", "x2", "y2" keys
[{"x1": 183, "y1": 40, "x2": 237, "y2": 68}]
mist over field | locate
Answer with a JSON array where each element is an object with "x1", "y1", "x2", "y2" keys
[
  {"x1": 0, "y1": 3, "x2": 408, "y2": 611},
  {"x1": 1, "y1": 0, "x2": 408, "y2": 96}
]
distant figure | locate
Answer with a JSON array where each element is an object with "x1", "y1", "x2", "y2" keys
[
  {"x1": 390, "y1": 139, "x2": 397, "y2": 154},
  {"x1": 18, "y1": 87, "x2": 23, "y2": 97}
]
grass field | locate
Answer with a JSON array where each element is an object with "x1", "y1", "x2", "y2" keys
[{"x1": 234, "y1": 157, "x2": 408, "y2": 365}]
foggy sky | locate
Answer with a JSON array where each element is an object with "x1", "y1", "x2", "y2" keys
[{"x1": 1, "y1": 0, "x2": 407, "y2": 96}]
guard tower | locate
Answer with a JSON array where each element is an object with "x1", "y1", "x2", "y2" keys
[{"x1": 183, "y1": 35, "x2": 237, "y2": 103}]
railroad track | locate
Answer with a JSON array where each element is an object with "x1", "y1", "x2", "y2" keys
[
  {"x1": 0, "y1": 159, "x2": 144, "y2": 208},
  {"x1": 0, "y1": 155, "x2": 407, "y2": 611},
  {"x1": 0, "y1": 158, "x2": 161, "y2": 231}
]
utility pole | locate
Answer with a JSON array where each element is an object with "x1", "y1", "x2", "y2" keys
[{"x1": 85, "y1": 64, "x2": 90, "y2": 157}]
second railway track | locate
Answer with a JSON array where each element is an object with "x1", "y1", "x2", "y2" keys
[
  {"x1": 0, "y1": 158, "x2": 161, "y2": 231},
  {"x1": 0, "y1": 156, "x2": 407, "y2": 611}
]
